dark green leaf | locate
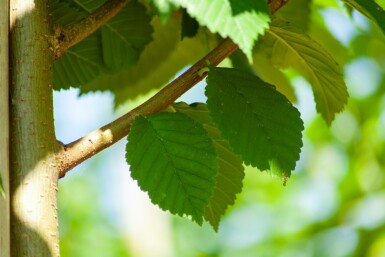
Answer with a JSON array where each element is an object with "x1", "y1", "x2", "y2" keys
[
  {"x1": 49, "y1": 0, "x2": 87, "y2": 25},
  {"x1": 173, "y1": 102, "x2": 245, "y2": 231},
  {"x1": 53, "y1": 32, "x2": 106, "y2": 89},
  {"x1": 181, "y1": 9, "x2": 199, "y2": 39},
  {"x1": 168, "y1": 0, "x2": 270, "y2": 60},
  {"x1": 100, "y1": 2, "x2": 153, "y2": 71},
  {"x1": 52, "y1": 0, "x2": 153, "y2": 88},
  {"x1": 206, "y1": 67, "x2": 303, "y2": 176},
  {"x1": 126, "y1": 112, "x2": 218, "y2": 224},
  {"x1": 230, "y1": 49, "x2": 258, "y2": 75}
]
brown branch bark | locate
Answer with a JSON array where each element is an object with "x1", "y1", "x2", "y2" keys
[
  {"x1": 57, "y1": 38, "x2": 239, "y2": 178},
  {"x1": 268, "y1": 0, "x2": 289, "y2": 14},
  {"x1": 51, "y1": 0, "x2": 129, "y2": 59}
]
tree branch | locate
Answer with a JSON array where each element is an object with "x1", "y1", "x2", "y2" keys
[
  {"x1": 51, "y1": 0, "x2": 129, "y2": 59},
  {"x1": 57, "y1": 38, "x2": 239, "y2": 178},
  {"x1": 268, "y1": 0, "x2": 289, "y2": 14},
  {"x1": 56, "y1": 1, "x2": 288, "y2": 178}
]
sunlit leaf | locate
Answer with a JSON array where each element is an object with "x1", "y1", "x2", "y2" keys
[
  {"x1": 168, "y1": 0, "x2": 270, "y2": 60},
  {"x1": 173, "y1": 102, "x2": 245, "y2": 231},
  {"x1": 275, "y1": 0, "x2": 311, "y2": 31},
  {"x1": 262, "y1": 20, "x2": 349, "y2": 124},
  {"x1": 206, "y1": 67, "x2": 303, "y2": 176},
  {"x1": 126, "y1": 112, "x2": 218, "y2": 224}
]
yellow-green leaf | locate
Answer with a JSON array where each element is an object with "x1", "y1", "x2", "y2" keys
[{"x1": 263, "y1": 20, "x2": 349, "y2": 124}]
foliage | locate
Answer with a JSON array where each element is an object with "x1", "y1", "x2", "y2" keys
[{"x1": 51, "y1": 0, "x2": 385, "y2": 232}]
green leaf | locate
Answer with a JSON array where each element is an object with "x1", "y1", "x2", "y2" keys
[
  {"x1": 343, "y1": 0, "x2": 385, "y2": 35},
  {"x1": 173, "y1": 102, "x2": 245, "y2": 231},
  {"x1": 181, "y1": 9, "x2": 199, "y2": 39},
  {"x1": 101, "y1": 2, "x2": 153, "y2": 71},
  {"x1": 0, "y1": 173, "x2": 5, "y2": 198},
  {"x1": 230, "y1": 49, "x2": 259, "y2": 76},
  {"x1": 81, "y1": 16, "x2": 208, "y2": 106},
  {"x1": 275, "y1": 0, "x2": 311, "y2": 31},
  {"x1": 146, "y1": 0, "x2": 177, "y2": 20},
  {"x1": 53, "y1": 32, "x2": 107, "y2": 89},
  {"x1": 168, "y1": 0, "x2": 270, "y2": 60},
  {"x1": 252, "y1": 51, "x2": 296, "y2": 102},
  {"x1": 206, "y1": 67, "x2": 303, "y2": 176},
  {"x1": 230, "y1": 47, "x2": 296, "y2": 104},
  {"x1": 49, "y1": 0, "x2": 87, "y2": 25},
  {"x1": 126, "y1": 112, "x2": 218, "y2": 224},
  {"x1": 262, "y1": 20, "x2": 349, "y2": 124},
  {"x1": 52, "y1": 0, "x2": 153, "y2": 88}
]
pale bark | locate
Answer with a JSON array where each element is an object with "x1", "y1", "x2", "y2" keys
[
  {"x1": 0, "y1": 0, "x2": 10, "y2": 256},
  {"x1": 10, "y1": 0, "x2": 60, "y2": 256}
]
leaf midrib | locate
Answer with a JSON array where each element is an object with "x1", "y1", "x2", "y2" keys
[
  {"x1": 266, "y1": 27, "x2": 331, "y2": 119},
  {"x1": 145, "y1": 116, "x2": 203, "y2": 220}
]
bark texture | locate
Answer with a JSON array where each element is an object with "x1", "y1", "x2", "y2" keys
[
  {"x1": 10, "y1": 0, "x2": 60, "y2": 256},
  {"x1": 0, "y1": 0, "x2": 10, "y2": 256}
]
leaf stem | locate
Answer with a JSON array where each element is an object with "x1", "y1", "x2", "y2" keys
[
  {"x1": 57, "y1": 38, "x2": 239, "y2": 178},
  {"x1": 51, "y1": 0, "x2": 129, "y2": 59}
]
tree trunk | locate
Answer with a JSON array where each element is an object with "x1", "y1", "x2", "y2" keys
[
  {"x1": 10, "y1": 0, "x2": 60, "y2": 256},
  {"x1": 0, "y1": 0, "x2": 10, "y2": 256}
]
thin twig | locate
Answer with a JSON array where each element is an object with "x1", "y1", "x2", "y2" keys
[
  {"x1": 57, "y1": 38, "x2": 239, "y2": 178},
  {"x1": 51, "y1": 0, "x2": 129, "y2": 59}
]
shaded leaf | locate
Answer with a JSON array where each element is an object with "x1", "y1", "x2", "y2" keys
[
  {"x1": 53, "y1": 32, "x2": 106, "y2": 89},
  {"x1": 168, "y1": 0, "x2": 270, "y2": 60},
  {"x1": 52, "y1": 0, "x2": 152, "y2": 88},
  {"x1": 263, "y1": 20, "x2": 348, "y2": 124},
  {"x1": 126, "y1": 112, "x2": 218, "y2": 224},
  {"x1": 181, "y1": 9, "x2": 199, "y2": 39},
  {"x1": 206, "y1": 67, "x2": 303, "y2": 176},
  {"x1": 101, "y1": 3, "x2": 153, "y2": 71},
  {"x1": 49, "y1": 0, "x2": 87, "y2": 25},
  {"x1": 173, "y1": 102, "x2": 244, "y2": 231},
  {"x1": 82, "y1": 16, "x2": 208, "y2": 106},
  {"x1": 230, "y1": 49, "x2": 259, "y2": 75}
]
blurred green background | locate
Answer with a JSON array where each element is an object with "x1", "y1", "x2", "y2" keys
[{"x1": 55, "y1": 0, "x2": 385, "y2": 256}]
